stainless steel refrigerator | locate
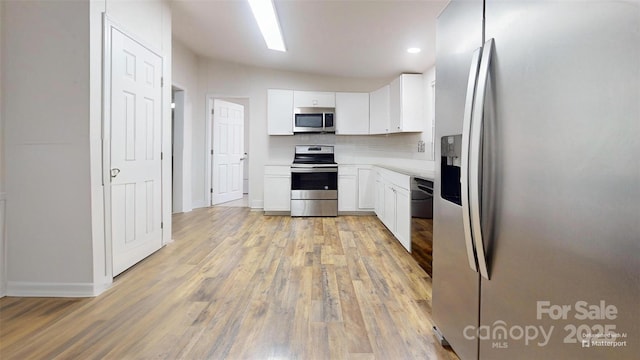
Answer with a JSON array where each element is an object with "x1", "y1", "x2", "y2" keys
[{"x1": 432, "y1": 1, "x2": 639, "y2": 359}]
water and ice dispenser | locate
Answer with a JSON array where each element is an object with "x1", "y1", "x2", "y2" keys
[{"x1": 441, "y1": 135, "x2": 463, "y2": 206}]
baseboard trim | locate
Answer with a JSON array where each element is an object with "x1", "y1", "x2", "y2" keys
[
  {"x1": 192, "y1": 200, "x2": 208, "y2": 209},
  {"x1": 264, "y1": 211, "x2": 290, "y2": 216},
  {"x1": 338, "y1": 211, "x2": 376, "y2": 216},
  {"x1": 250, "y1": 199, "x2": 264, "y2": 209},
  {"x1": 0, "y1": 195, "x2": 6, "y2": 298},
  {"x1": 6, "y1": 281, "x2": 111, "y2": 298}
]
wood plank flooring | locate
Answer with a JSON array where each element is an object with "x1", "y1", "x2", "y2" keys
[{"x1": 0, "y1": 207, "x2": 458, "y2": 359}]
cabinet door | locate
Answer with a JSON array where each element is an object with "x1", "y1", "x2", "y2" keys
[
  {"x1": 394, "y1": 186, "x2": 411, "y2": 252},
  {"x1": 338, "y1": 175, "x2": 357, "y2": 211},
  {"x1": 369, "y1": 85, "x2": 390, "y2": 134},
  {"x1": 399, "y1": 74, "x2": 425, "y2": 132},
  {"x1": 293, "y1": 91, "x2": 335, "y2": 108},
  {"x1": 389, "y1": 76, "x2": 402, "y2": 132},
  {"x1": 374, "y1": 173, "x2": 385, "y2": 219},
  {"x1": 383, "y1": 183, "x2": 396, "y2": 231},
  {"x1": 264, "y1": 176, "x2": 291, "y2": 211},
  {"x1": 336, "y1": 92, "x2": 370, "y2": 135},
  {"x1": 357, "y1": 168, "x2": 375, "y2": 209},
  {"x1": 267, "y1": 89, "x2": 294, "y2": 135},
  {"x1": 389, "y1": 74, "x2": 425, "y2": 133}
]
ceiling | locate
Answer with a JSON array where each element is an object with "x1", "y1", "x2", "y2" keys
[{"x1": 171, "y1": 0, "x2": 449, "y2": 79}]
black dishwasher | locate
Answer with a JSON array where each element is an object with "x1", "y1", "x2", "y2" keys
[{"x1": 410, "y1": 177, "x2": 434, "y2": 277}]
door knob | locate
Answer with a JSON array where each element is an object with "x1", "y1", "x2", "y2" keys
[
  {"x1": 240, "y1": 153, "x2": 248, "y2": 160},
  {"x1": 111, "y1": 168, "x2": 121, "y2": 178}
]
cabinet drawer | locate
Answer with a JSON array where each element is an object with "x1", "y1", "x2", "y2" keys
[
  {"x1": 375, "y1": 166, "x2": 410, "y2": 190},
  {"x1": 264, "y1": 165, "x2": 291, "y2": 176},
  {"x1": 338, "y1": 165, "x2": 357, "y2": 176}
]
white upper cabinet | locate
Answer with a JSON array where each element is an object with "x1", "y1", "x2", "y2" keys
[
  {"x1": 389, "y1": 74, "x2": 425, "y2": 133},
  {"x1": 268, "y1": 77, "x2": 422, "y2": 136},
  {"x1": 267, "y1": 89, "x2": 294, "y2": 135},
  {"x1": 335, "y1": 92, "x2": 370, "y2": 135},
  {"x1": 369, "y1": 84, "x2": 391, "y2": 134},
  {"x1": 293, "y1": 91, "x2": 335, "y2": 108}
]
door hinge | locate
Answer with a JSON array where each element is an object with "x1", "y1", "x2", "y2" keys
[
  {"x1": 161, "y1": 152, "x2": 164, "y2": 160},
  {"x1": 211, "y1": 108, "x2": 214, "y2": 115},
  {"x1": 161, "y1": 221, "x2": 164, "y2": 229},
  {"x1": 161, "y1": 77, "x2": 164, "y2": 87},
  {"x1": 210, "y1": 188, "x2": 213, "y2": 193},
  {"x1": 210, "y1": 149, "x2": 214, "y2": 155}
]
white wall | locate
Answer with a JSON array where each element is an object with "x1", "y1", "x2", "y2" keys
[
  {"x1": 0, "y1": 0, "x2": 6, "y2": 297},
  {"x1": 4, "y1": 1, "x2": 94, "y2": 294},
  {"x1": 190, "y1": 58, "x2": 436, "y2": 210},
  {"x1": 422, "y1": 66, "x2": 436, "y2": 161},
  {"x1": 2, "y1": 0, "x2": 171, "y2": 297},
  {"x1": 89, "y1": 0, "x2": 109, "y2": 297}
]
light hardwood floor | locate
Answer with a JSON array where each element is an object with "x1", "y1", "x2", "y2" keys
[{"x1": 0, "y1": 207, "x2": 459, "y2": 359}]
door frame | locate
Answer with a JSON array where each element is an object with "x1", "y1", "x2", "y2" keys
[
  {"x1": 204, "y1": 94, "x2": 250, "y2": 207},
  {"x1": 103, "y1": 17, "x2": 166, "y2": 278},
  {"x1": 172, "y1": 84, "x2": 192, "y2": 214}
]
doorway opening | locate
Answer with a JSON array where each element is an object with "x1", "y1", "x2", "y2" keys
[{"x1": 171, "y1": 86, "x2": 190, "y2": 213}]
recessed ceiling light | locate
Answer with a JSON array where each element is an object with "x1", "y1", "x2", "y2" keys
[
  {"x1": 407, "y1": 47, "x2": 421, "y2": 54},
  {"x1": 248, "y1": 0, "x2": 287, "y2": 52}
]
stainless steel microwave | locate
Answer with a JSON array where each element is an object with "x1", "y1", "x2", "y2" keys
[{"x1": 293, "y1": 107, "x2": 335, "y2": 133}]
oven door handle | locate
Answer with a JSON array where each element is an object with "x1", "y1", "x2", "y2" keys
[{"x1": 291, "y1": 167, "x2": 338, "y2": 173}]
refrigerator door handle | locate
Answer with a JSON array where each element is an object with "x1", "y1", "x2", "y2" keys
[
  {"x1": 461, "y1": 47, "x2": 482, "y2": 273},
  {"x1": 469, "y1": 38, "x2": 495, "y2": 280}
]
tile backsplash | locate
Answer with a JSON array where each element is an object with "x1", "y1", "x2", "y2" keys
[{"x1": 267, "y1": 132, "x2": 435, "y2": 165}]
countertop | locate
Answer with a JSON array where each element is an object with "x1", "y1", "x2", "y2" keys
[{"x1": 374, "y1": 165, "x2": 435, "y2": 182}]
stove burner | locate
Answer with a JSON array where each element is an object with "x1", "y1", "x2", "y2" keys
[{"x1": 292, "y1": 145, "x2": 336, "y2": 165}]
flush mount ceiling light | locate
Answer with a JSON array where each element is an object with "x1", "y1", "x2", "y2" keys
[
  {"x1": 248, "y1": 0, "x2": 286, "y2": 52},
  {"x1": 407, "y1": 47, "x2": 422, "y2": 54}
]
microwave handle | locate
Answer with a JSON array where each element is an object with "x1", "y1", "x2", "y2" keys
[{"x1": 323, "y1": 113, "x2": 334, "y2": 129}]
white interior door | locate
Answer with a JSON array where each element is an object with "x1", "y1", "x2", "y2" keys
[
  {"x1": 211, "y1": 100, "x2": 244, "y2": 205},
  {"x1": 110, "y1": 28, "x2": 163, "y2": 276}
]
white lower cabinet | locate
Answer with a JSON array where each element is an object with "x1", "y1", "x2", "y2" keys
[
  {"x1": 338, "y1": 166, "x2": 357, "y2": 212},
  {"x1": 263, "y1": 164, "x2": 378, "y2": 215},
  {"x1": 264, "y1": 166, "x2": 291, "y2": 213},
  {"x1": 357, "y1": 168, "x2": 375, "y2": 210},
  {"x1": 394, "y1": 185, "x2": 411, "y2": 251},
  {"x1": 383, "y1": 183, "x2": 396, "y2": 230},
  {"x1": 375, "y1": 171, "x2": 385, "y2": 219},
  {"x1": 339, "y1": 165, "x2": 376, "y2": 213},
  {"x1": 373, "y1": 167, "x2": 411, "y2": 252}
]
